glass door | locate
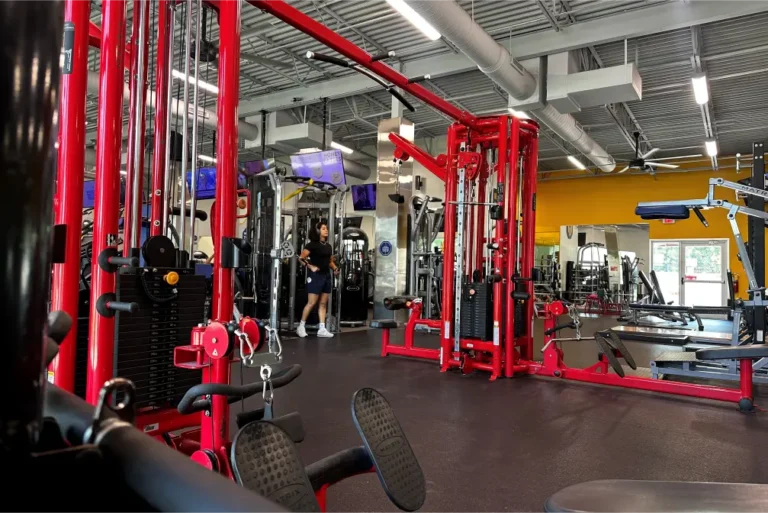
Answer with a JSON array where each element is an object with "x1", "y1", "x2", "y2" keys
[
  {"x1": 651, "y1": 241, "x2": 680, "y2": 305},
  {"x1": 681, "y1": 241, "x2": 727, "y2": 307}
]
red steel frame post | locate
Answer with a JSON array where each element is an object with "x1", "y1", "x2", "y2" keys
[
  {"x1": 440, "y1": 124, "x2": 463, "y2": 371},
  {"x1": 123, "y1": 0, "x2": 149, "y2": 255},
  {"x1": 86, "y1": 0, "x2": 127, "y2": 404},
  {"x1": 520, "y1": 136, "x2": 538, "y2": 361},
  {"x1": 50, "y1": 0, "x2": 91, "y2": 392},
  {"x1": 150, "y1": 0, "x2": 171, "y2": 236},
  {"x1": 490, "y1": 117, "x2": 507, "y2": 380},
  {"x1": 504, "y1": 118, "x2": 521, "y2": 377},
  {"x1": 200, "y1": 0, "x2": 240, "y2": 456}
]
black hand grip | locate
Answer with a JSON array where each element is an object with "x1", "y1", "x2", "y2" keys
[
  {"x1": 388, "y1": 87, "x2": 415, "y2": 112},
  {"x1": 428, "y1": 197, "x2": 443, "y2": 202},
  {"x1": 108, "y1": 255, "x2": 138, "y2": 267},
  {"x1": 178, "y1": 364, "x2": 302, "y2": 415},
  {"x1": 544, "y1": 322, "x2": 576, "y2": 336},
  {"x1": 407, "y1": 74, "x2": 431, "y2": 84},
  {"x1": 370, "y1": 50, "x2": 395, "y2": 62},
  {"x1": 306, "y1": 51, "x2": 350, "y2": 68},
  {"x1": 512, "y1": 291, "x2": 530, "y2": 300},
  {"x1": 692, "y1": 207, "x2": 709, "y2": 227},
  {"x1": 170, "y1": 206, "x2": 208, "y2": 221},
  {"x1": 107, "y1": 301, "x2": 139, "y2": 314}
]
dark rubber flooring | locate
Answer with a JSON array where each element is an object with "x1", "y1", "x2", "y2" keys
[{"x1": 231, "y1": 317, "x2": 768, "y2": 512}]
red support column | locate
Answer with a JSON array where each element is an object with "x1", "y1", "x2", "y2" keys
[
  {"x1": 86, "y1": 0, "x2": 127, "y2": 404},
  {"x1": 150, "y1": 0, "x2": 172, "y2": 237},
  {"x1": 504, "y1": 118, "x2": 521, "y2": 377},
  {"x1": 440, "y1": 124, "x2": 463, "y2": 372},
  {"x1": 491, "y1": 117, "x2": 507, "y2": 380},
  {"x1": 202, "y1": 0, "x2": 240, "y2": 453},
  {"x1": 520, "y1": 136, "x2": 539, "y2": 361},
  {"x1": 50, "y1": 0, "x2": 91, "y2": 392}
]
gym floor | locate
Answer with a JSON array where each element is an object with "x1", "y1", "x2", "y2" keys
[{"x1": 234, "y1": 316, "x2": 768, "y2": 511}]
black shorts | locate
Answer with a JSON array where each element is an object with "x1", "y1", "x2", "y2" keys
[{"x1": 306, "y1": 270, "x2": 332, "y2": 294}]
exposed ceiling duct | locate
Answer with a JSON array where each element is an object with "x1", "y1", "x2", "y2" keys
[
  {"x1": 86, "y1": 70, "x2": 259, "y2": 141},
  {"x1": 404, "y1": 0, "x2": 616, "y2": 172}
]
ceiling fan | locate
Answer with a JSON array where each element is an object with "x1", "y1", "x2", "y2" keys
[{"x1": 617, "y1": 132, "x2": 679, "y2": 173}]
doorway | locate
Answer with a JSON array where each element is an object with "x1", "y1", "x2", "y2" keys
[{"x1": 650, "y1": 239, "x2": 728, "y2": 306}]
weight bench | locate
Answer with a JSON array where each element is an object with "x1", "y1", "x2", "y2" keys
[
  {"x1": 375, "y1": 296, "x2": 440, "y2": 361},
  {"x1": 545, "y1": 479, "x2": 768, "y2": 512}
]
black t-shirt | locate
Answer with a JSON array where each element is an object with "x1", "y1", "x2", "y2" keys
[{"x1": 305, "y1": 241, "x2": 332, "y2": 273}]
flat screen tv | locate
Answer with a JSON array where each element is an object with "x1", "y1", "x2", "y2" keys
[
  {"x1": 186, "y1": 167, "x2": 247, "y2": 200},
  {"x1": 289, "y1": 149, "x2": 346, "y2": 186},
  {"x1": 240, "y1": 159, "x2": 274, "y2": 176},
  {"x1": 351, "y1": 183, "x2": 376, "y2": 211},
  {"x1": 83, "y1": 179, "x2": 126, "y2": 208}
]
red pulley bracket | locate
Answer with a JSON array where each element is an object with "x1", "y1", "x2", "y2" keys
[
  {"x1": 202, "y1": 321, "x2": 232, "y2": 360},
  {"x1": 458, "y1": 152, "x2": 482, "y2": 180},
  {"x1": 393, "y1": 147, "x2": 411, "y2": 162},
  {"x1": 549, "y1": 301, "x2": 566, "y2": 317},
  {"x1": 238, "y1": 316, "x2": 262, "y2": 355}
]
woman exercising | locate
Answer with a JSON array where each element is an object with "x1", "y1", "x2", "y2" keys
[{"x1": 297, "y1": 222, "x2": 339, "y2": 338}]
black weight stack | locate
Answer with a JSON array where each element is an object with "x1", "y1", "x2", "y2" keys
[
  {"x1": 460, "y1": 283, "x2": 493, "y2": 341},
  {"x1": 115, "y1": 267, "x2": 206, "y2": 409}
]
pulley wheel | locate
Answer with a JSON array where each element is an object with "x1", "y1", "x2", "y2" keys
[{"x1": 142, "y1": 235, "x2": 176, "y2": 268}]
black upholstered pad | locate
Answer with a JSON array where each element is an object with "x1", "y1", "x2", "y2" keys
[
  {"x1": 370, "y1": 320, "x2": 400, "y2": 329},
  {"x1": 696, "y1": 344, "x2": 768, "y2": 361},
  {"x1": 231, "y1": 421, "x2": 320, "y2": 512},
  {"x1": 352, "y1": 388, "x2": 426, "y2": 512},
  {"x1": 635, "y1": 204, "x2": 690, "y2": 220},
  {"x1": 545, "y1": 479, "x2": 768, "y2": 512}
]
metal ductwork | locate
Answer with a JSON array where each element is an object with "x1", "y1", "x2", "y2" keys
[
  {"x1": 404, "y1": 0, "x2": 616, "y2": 172},
  {"x1": 86, "y1": 70, "x2": 259, "y2": 141}
]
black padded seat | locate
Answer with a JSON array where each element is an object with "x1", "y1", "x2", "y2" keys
[
  {"x1": 370, "y1": 320, "x2": 399, "y2": 329},
  {"x1": 635, "y1": 204, "x2": 690, "y2": 220},
  {"x1": 696, "y1": 344, "x2": 768, "y2": 361},
  {"x1": 545, "y1": 479, "x2": 768, "y2": 512}
]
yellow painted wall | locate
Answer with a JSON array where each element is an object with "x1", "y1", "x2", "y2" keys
[{"x1": 535, "y1": 166, "x2": 758, "y2": 298}]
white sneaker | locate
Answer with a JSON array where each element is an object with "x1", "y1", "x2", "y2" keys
[
  {"x1": 317, "y1": 327, "x2": 334, "y2": 338},
  {"x1": 296, "y1": 325, "x2": 307, "y2": 338}
]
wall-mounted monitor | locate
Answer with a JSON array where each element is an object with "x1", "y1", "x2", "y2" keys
[
  {"x1": 289, "y1": 149, "x2": 346, "y2": 186},
  {"x1": 351, "y1": 183, "x2": 376, "y2": 211},
  {"x1": 240, "y1": 159, "x2": 274, "y2": 176},
  {"x1": 186, "y1": 167, "x2": 247, "y2": 200},
  {"x1": 83, "y1": 179, "x2": 125, "y2": 208}
]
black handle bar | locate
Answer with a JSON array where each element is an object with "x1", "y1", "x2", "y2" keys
[
  {"x1": 544, "y1": 321, "x2": 577, "y2": 336},
  {"x1": 177, "y1": 364, "x2": 302, "y2": 415}
]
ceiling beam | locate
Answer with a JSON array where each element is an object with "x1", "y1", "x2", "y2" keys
[{"x1": 238, "y1": 1, "x2": 768, "y2": 116}]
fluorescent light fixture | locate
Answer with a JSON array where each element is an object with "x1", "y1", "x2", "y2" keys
[
  {"x1": 386, "y1": 0, "x2": 441, "y2": 41},
  {"x1": 567, "y1": 155, "x2": 587, "y2": 170},
  {"x1": 691, "y1": 74, "x2": 709, "y2": 105},
  {"x1": 330, "y1": 141, "x2": 353, "y2": 155},
  {"x1": 198, "y1": 154, "x2": 217, "y2": 164},
  {"x1": 299, "y1": 147, "x2": 322, "y2": 154},
  {"x1": 172, "y1": 69, "x2": 218, "y2": 94},
  {"x1": 705, "y1": 139, "x2": 718, "y2": 157},
  {"x1": 508, "y1": 108, "x2": 530, "y2": 120}
]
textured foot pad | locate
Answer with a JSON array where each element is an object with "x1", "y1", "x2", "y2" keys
[
  {"x1": 605, "y1": 330, "x2": 637, "y2": 370},
  {"x1": 231, "y1": 421, "x2": 320, "y2": 512},
  {"x1": 595, "y1": 334, "x2": 625, "y2": 377},
  {"x1": 352, "y1": 388, "x2": 426, "y2": 511}
]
